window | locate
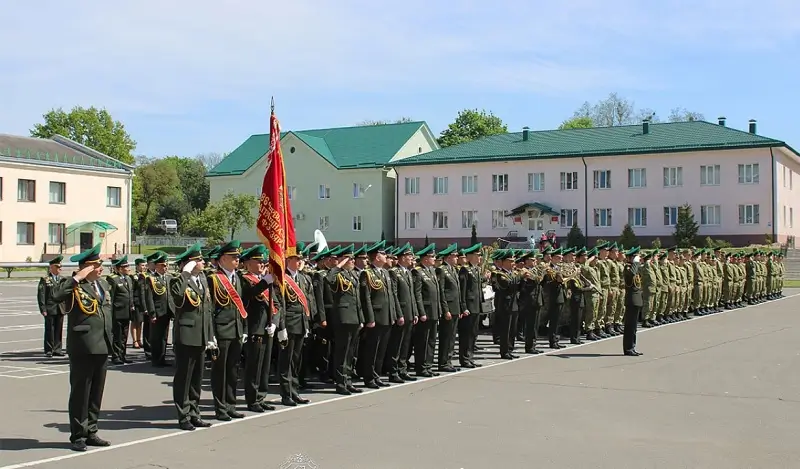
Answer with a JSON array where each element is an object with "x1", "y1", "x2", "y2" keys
[
  {"x1": 17, "y1": 179, "x2": 35, "y2": 202},
  {"x1": 432, "y1": 211, "x2": 449, "y2": 230},
  {"x1": 700, "y1": 205, "x2": 721, "y2": 226},
  {"x1": 791, "y1": 208, "x2": 794, "y2": 228},
  {"x1": 700, "y1": 165, "x2": 721, "y2": 186},
  {"x1": 491, "y1": 174, "x2": 508, "y2": 192},
  {"x1": 404, "y1": 212, "x2": 420, "y2": 230},
  {"x1": 404, "y1": 177, "x2": 420, "y2": 195},
  {"x1": 352, "y1": 215, "x2": 362, "y2": 231},
  {"x1": 106, "y1": 186, "x2": 121, "y2": 207},
  {"x1": 663, "y1": 206, "x2": 679, "y2": 226},
  {"x1": 433, "y1": 176, "x2": 449, "y2": 195},
  {"x1": 318, "y1": 184, "x2": 331, "y2": 199},
  {"x1": 0, "y1": 221, "x2": 2, "y2": 244},
  {"x1": 461, "y1": 210, "x2": 478, "y2": 229},
  {"x1": 663, "y1": 167, "x2": 683, "y2": 187},
  {"x1": 527, "y1": 172, "x2": 545, "y2": 192},
  {"x1": 0, "y1": 176, "x2": 3, "y2": 200},
  {"x1": 593, "y1": 208, "x2": 612, "y2": 227},
  {"x1": 560, "y1": 171, "x2": 578, "y2": 191},
  {"x1": 560, "y1": 209, "x2": 578, "y2": 228},
  {"x1": 738, "y1": 204, "x2": 760, "y2": 225},
  {"x1": 628, "y1": 208, "x2": 647, "y2": 227},
  {"x1": 352, "y1": 183, "x2": 366, "y2": 199},
  {"x1": 16, "y1": 222, "x2": 34, "y2": 245},
  {"x1": 738, "y1": 164, "x2": 759, "y2": 184},
  {"x1": 287, "y1": 185, "x2": 297, "y2": 200},
  {"x1": 318, "y1": 216, "x2": 330, "y2": 231},
  {"x1": 491, "y1": 210, "x2": 507, "y2": 229},
  {"x1": 628, "y1": 168, "x2": 646, "y2": 188},
  {"x1": 48, "y1": 223, "x2": 65, "y2": 244},
  {"x1": 593, "y1": 170, "x2": 611, "y2": 189},
  {"x1": 49, "y1": 181, "x2": 66, "y2": 204},
  {"x1": 462, "y1": 175, "x2": 478, "y2": 194}
]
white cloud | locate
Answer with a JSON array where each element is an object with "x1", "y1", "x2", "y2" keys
[{"x1": 1, "y1": 0, "x2": 797, "y2": 133}]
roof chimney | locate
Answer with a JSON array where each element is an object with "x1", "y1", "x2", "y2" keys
[
  {"x1": 522, "y1": 126, "x2": 530, "y2": 142},
  {"x1": 718, "y1": 116, "x2": 726, "y2": 126},
  {"x1": 748, "y1": 119, "x2": 757, "y2": 134},
  {"x1": 642, "y1": 119, "x2": 650, "y2": 135}
]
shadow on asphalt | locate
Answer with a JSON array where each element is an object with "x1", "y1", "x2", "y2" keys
[
  {"x1": 0, "y1": 438, "x2": 73, "y2": 451},
  {"x1": 41, "y1": 404, "x2": 178, "y2": 433},
  {"x1": 551, "y1": 353, "x2": 627, "y2": 358}
]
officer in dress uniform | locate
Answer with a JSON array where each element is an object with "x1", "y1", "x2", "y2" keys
[
  {"x1": 458, "y1": 243, "x2": 487, "y2": 365},
  {"x1": 107, "y1": 256, "x2": 135, "y2": 364},
  {"x1": 38, "y1": 255, "x2": 66, "y2": 357},
  {"x1": 623, "y1": 247, "x2": 644, "y2": 356},
  {"x1": 170, "y1": 243, "x2": 215, "y2": 431},
  {"x1": 387, "y1": 243, "x2": 419, "y2": 381},
  {"x1": 130, "y1": 258, "x2": 147, "y2": 350},
  {"x1": 310, "y1": 247, "x2": 338, "y2": 384},
  {"x1": 491, "y1": 249, "x2": 522, "y2": 359},
  {"x1": 144, "y1": 251, "x2": 173, "y2": 367},
  {"x1": 436, "y1": 243, "x2": 464, "y2": 373},
  {"x1": 411, "y1": 243, "x2": 442, "y2": 376},
  {"x1": 50, "y1": 243, "x2": 113, "y2": 452}
]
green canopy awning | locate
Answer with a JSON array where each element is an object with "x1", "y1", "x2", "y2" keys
[
  {"x1": 66, "y1": 221, "x2": 118, "y2": 235},
  {"x1": 507, "y1": 202, "x2": 559, "y2": 217}
]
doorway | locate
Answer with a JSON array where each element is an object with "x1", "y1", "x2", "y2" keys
[{"x1": 80, "y1": 232, "x2": 94, "y2": 251}]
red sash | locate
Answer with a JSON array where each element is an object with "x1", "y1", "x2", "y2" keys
[
  {"x1": 285, "y1": 275, "x2": 310, "y2": 317},
  {"x1": 215, "y1": 273, "x2": 247, "y2": 319},
  {"x1": 243, "y1": 273, "x2": 277, "y2": 314}
]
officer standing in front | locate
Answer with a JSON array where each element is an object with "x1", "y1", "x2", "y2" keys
[
  {"x1": 623, "y1": 247, "x2": 644, "y2": 356},
  {"x1": 51, "y1": 244, "x2": 113, "y2": 452},
  {"x1": 279, "y1": 243, "x2": 314, "y2": 406},
  {"x1": 38, "y1": 255, "x2": 66, "y2": 357},
  {"x1": 326, "y1": 244, "x2": 365, "y2": 395}
]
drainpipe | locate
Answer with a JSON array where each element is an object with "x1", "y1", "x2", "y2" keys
[
  {"x1": 582, "y1": 157, "x2": 589, "y2": 241},
  {"x1": 127, "y1": 172, "x2": 134, "y2": 255},
  {"x1": 770, "y1": 147, "x2": 777, "y2": 244},
  {"x1": 394, "y1": 167, "x2": 400, "y2": 243}
]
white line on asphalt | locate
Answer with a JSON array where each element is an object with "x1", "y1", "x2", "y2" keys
[
  {"x1": 0, "y1": 338, "x2": 38, "y2": 345},
  {"x1": 0, "y1": 325, "x2": 42, "y2": 332},
  {"x1": 1, "y1": 292, "x2": 798, "y2": 469}
]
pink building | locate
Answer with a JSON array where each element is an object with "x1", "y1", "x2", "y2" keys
[{"x1": 391, "y1": 119, "x2": 800, "y2": 248}]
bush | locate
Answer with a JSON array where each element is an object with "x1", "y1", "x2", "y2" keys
[
  {"x1": 618, "y1": 224, "x2": 638, "y2": 248},
  {"x1": 704, "y1": 236, "x2": 732, "y2": 249},
  {"x1": 651, "y1": 238, "x2": 662, "y2": 249},
  {"x1": 595, "y1": 238, "x2": 609, "y2": 247},
  {"x1": 566, "y1": 222, "x2": 586, "y2": 248}
]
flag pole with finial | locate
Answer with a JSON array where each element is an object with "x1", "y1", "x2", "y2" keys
[{"x1": 271, "y1": 96, "x2": 275, "y2": 114}]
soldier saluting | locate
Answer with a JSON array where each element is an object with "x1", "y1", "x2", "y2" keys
[{"x1": 38, "y1": 255, "x2": 66, "y2": 357}]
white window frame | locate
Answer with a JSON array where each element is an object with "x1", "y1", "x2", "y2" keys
[
  {"x1": 48, "y1": 223, "x2": 65, "y2": 244},
  {"x1": 17, "y1": 179, "x2": 35, "y2": 202},
  {"x1": 432, "y1": 211, "x2": 449, "y2": 230},
  {"x1": 738, "y1": 204, "x2": 760, "y2": 225},
  {"x1": 287, "y1": 185, "x2": 297, "y2": 200},
  {"x1": 491, "y1": 174, "x2": 509, "y2": 192},
  {"x1": 560, "y1": 208, "x2": 578, "y2": 228},
  {"x1": 700, "y1": 205, "x2": 721, "y2": 226},
  {"x1": 527, "y1": 172, "x2": 545, "y2": 192},
  {"x1": 491, "y1": 210, "x2": 507, "y2": 229},
  {"x1": 593, "y1": 208, "x2": 613, "y2": 227},
  {"x1": 628, "y1": 207, "x2": 647, "y2": 227},
  {"x1": 16, "y1": 222, "x2": 35, "y2": 245},
  {"x1": 433, "y1": 176, "x2": 449, "y2": 195},
  {"x1": 461, "y1": 210, "x2": 478, "y2": 229},
  {"x1": 738, "y1": 164, "x2": 760, "y2": 184},
  {"x1": 628, "y1": 168, "x2": 646, "y2": 188},
  {"x1": 106, "y1": 186, "x2": 121, "y2": 207},
  {"x1": 404, "y1": 212, "x2": 420, "y2": 230},
  {"x1": 791, "y1": 207, "x2": 794, "y2": 228},
  {"x1": 461, "y1": 175, "x2": 478, "y2": 194},
  {"x1": 404, "y1": 177, "x2": 420, "y2": 195},
  {"x1": 700, "y1": 165, "x2": 721, "y2": 186},
  {"x1": 593, "y1": 170, "x2": 611, "y2": 189},
  {"x1": 352, "y1": 215, "x2": 362, "y2": 231},
  {"x1": 352, "y1": 183, "x2": 366, "y2": 199},
  {"x1": 560, "y1": 171, "x2": 578, "y2": 191},
  {"x1": 49, "y1": 181, "x2": 66, "y2": 204},
  {"x1": 318, "y1": 184, "x2": 331, "y2": 199},
  {"x1": 663, "y1": 206, "x2": 679, "y2": 226},
  {"x1": 318, "y1": 216, "x2": 330, "y2": 231},
  {"x1": 663, "y1": 167, "x2": 683, "y2": 188}
]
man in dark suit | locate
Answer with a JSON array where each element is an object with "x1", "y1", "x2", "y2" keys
[
  {"x1": 37, "y1": 255, "x2": 66, "y2": 357},
  {"x1": 51, "y1": 244, "x2": 113, "y2": 452},
  {"x1": 623, "y1": 247, "x2": 644, "y2": 356},
  {"x1": 458, "y1": 243, "x2": 485, "y2": 367},
  {"x1": 436, "y1": 243, "x2": 464, "y2": 373},
  {"x1": 387, "y1": 243, "x2": 419, "y2": 382},
  {"x1": 412, "y1": 243, "x2": 441, "y2": 377},
  {"x1": 170, "y1": 243, "x2": 215, "y2": 430},
  {"x1": 106, "y1": 256, "x2": 135, "y2": 364}
]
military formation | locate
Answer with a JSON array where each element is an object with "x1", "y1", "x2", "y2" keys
[{"x1": 35, "y1": 239, "x2": 786, "y2": 451}]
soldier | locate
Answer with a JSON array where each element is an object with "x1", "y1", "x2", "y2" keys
[
  {"x1": 38, "y1": 255, "x2": 66, "y2": 357},
  {"x1": 568, "y1": 248, "x2": 594, "y2": 345},
  {"x1": 412, "y1": 244, "x2": 443, "y2": 375},
  {"x1": 622, "y1": 247, "x2": 643, "y2": 356},
  {"x1": 311, "y1": 247, "x2": 338, "y2": 383},
  {"x1": 641, "y1": 252, "x2": 657, "y2": 328},
  {"x1": 107, "y1": 256, "x2": 135, "y2": 365},
  {"x1": 595, "y1": 243, "x2": 612, "y2": 338},
  {"x1": 517, "y1": 250, "x2": 543, "y2": 353},
  {"x1": 170, "y1": 243, "x2": 215, "y2": 431},
  {"x1": 458, "y1": 243, "x2": 487, "y2": 363},
  {"x1": 682, "y1": 249, "x2": 694, "y2": 320},
  {"x1": 542, "y1": 249, "x2": 566, "y2": 349},
  {"x1": 613, "y1": 246, "x2": 626, "y2": 333},
  {"x1": 436, "y1": 243, "x2": 464, "y2": 372},
  {"x1": 144, "y1": 251, "x2": 173, "y2": 367},
  {"x1": 130, "y1": 258, "x2": 147, "y2": 350},
  {"x1": 492, "y1": 249, "x2": 522, "y2": 358},
  {"x1": 387, "y1": 243, "x2": 419, "y2": 381},
  {"x1": 326, "y1": 244, "x2": 364, "y2": 395},
  {"x1": 51, "y1": 244, "x2": 113, "y2": 452},
  {"x1": 582, "y1": 250, "x2": 602, "y2": 340}
]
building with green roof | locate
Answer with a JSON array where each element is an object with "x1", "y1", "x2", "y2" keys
[
  {"x1": 391, "y1": 118, "x2": 800, "y2": 247},
  {"x1": 207, "y1": 121, "x2": 438, "y2": 245}
]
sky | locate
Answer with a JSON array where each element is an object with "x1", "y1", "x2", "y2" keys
[{"x1": 1, "y1": 0, "x2": 799, "y2": 158}]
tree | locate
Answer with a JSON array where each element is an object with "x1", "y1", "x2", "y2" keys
[
  {"x1": 618, "y1": 224, "x2": 638, "y2": 249},
  {"x1": 30, "y1": 106, "x2": 136, "y2": 164},
  {"x1": 358, "y1": 117, "x2": 414, "y2": 126},
  {"x1": 470, "y1": 224, "x2": 478, "y2": 245},
  {"x1": 673, "y1": 203, "x2": 699, "y2": 248},
  {"x1": 163, "y1": 156, "x2": 210, "y2": 212},
  {"x1": 196, "y1": 152, "x2": 225, "y2": 170},
  {"x1": 381, "y1": 231, "x2": 386, "y2": 242},
  {"x1": 424, "y1": 234, "x2": 430, "y2": 246},
  {"x1": 181, "y1": 206, "x2": 226, "y2": 244},
  {"x1": 218, "y1": 191, "x2": 258, "y2": 240},
  {"x1": 558, "y1": 116, "x2": 594, "y2": 130},
  {"x1": 437, "y1": 109, "x2": 507, "y2": 147},
  {"x1": 651, "y1": 238, "x2": 662, "y2": 249},
  {"x1": 571, "y1": 93, "x2": 703, "y2": 127},
  {"x1": 134, "y1": 159, "x2": 180, "y2": 233},
  {"x1": 566, "y1": 222, "x2": 586, "y2": 248},
  {"x1": 668, "y1": 107, "x2": 705, "y2": 123}
]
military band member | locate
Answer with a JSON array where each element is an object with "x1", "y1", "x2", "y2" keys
[
  {"x1": 130, "y1": 258, "x2": 147, "y2": 350},
  {"x1": 436, "y1": 243, "x2": 464, "y2": 372},
  {"x1": 568, "y1": 248, "x2": 594, "y2": 345},
  {"x1": 459, "y1": 243, "x2": 488, "y2": 364},
  {"x1": 492, "y1": 249, "x2": 521, "y2": 359},
  {"x1": 170, "y1": 243, "x2": 215, "y2": 431},
  {"x1": 51, "y1": 244, "x2": 113, "y2": 452},
  {"x1": 542, "y1": 251, "x2": 566, "y2": 350},
  {"x1": 387, "y1": 243, "x2": 419, "y2": 381},
  {"x1": 326, "y1": 244, "x2": 365, "y2": 395},
  {"x1": 412, "y1": 244, "x2": 442, "y2": 375},
  {"x1": 623, "y1": 247, "x2": 643, "y2": 356},
  {"x1": 582, "y1": 249, "x2": 602, "y2": 340},
  {"x1": 38, "y1": 255, "x2": 66, "y2": 357},
  {"x1": 144, "y1": 251, "x2": 173, "y2": 367},
  {"x1": 278, "y1": 242, "x2": 314, "y2": 406},
  {"x1": 107, "y1": 256, "x2": 135, "y2": 364}
]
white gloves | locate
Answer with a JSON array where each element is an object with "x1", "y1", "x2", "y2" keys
[
  {"x1": 183, "y1": 261, "x2": 197, "y2": 273},
  {"x1": 242, "y1": 333, "x2": 248, "y2": 344},
  {"x1": 262, "y1": 273, "x2": 274, "y2": 284},
  {"x1": 206, "y1": 337, "x2": 218, "y2": 350},
  {"x1": 633, "y1": 255, "x2": 641, "y2": 264},
  {"x1": 277, "y1": 329, "x2": 288, "y2": 342},
  {"x1": 266, "y1": 324, "x2": 276, "y2": 336}
]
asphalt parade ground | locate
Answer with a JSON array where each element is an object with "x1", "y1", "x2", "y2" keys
[{"x1": 1, "y1": 280, "x2": 799, "y2": 469}]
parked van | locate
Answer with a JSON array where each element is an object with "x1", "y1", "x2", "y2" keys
[{"x1": 160, "y1": 219, "x2": 178, "y2": 234}]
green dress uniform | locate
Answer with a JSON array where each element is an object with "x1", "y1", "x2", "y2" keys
[
  {"x1": 278, "y1": 243, "x2": 314, "y2": 406},
  {"x1": 641, "y1": 254, "x2": 658, "y2": 327},
  {"x1": 106, "y1": 256, "x2": 135, "y2": 364},
  {"x1": 517, "y1": 254, "x2": 543, "y2": 353},
  {"x1": 435, "y1": 244, "x2": 464, "y2": 371},
  {"x1": 144, "y1": 251, "x2": 174, "y2": 366},
  {"x1": 458, "y1": 243, "x2": 486, "y2": 363},
  {"x1": 491, "y1": 249, "x2": 522, "y2": 357},
  {"x1": 50, "y1": 244, "x2": 113, "y2": 451},
  {"x1": 37, "y1": 256, "x2": 66, "y2": 356},
  {"x1": 412, "y1": 244, "x2": 443, "y2": 374},
  {"x1": 310, "y1": 250, "x2": 335, "y2": 383},
  {"x1": 582, "y1": 256, "x2": 602, "y2": 339},
  {"x1": 169, "y1": 244, "x2": 215, "y2": 430},
  {"x1": 388, "y1": 244, "x2": 419, "y2": 380},
  {"x1": 326, "y1": 245, "x2": 365, "y2": 394},
  {"x1": 622, "y1": 247, "x2": 643, "y2": 356}
]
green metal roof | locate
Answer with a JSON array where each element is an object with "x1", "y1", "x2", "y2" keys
[
  {"x1": 208, "y1": 121, "x2": 429, "y2": 176},
  {"x1": 508, "y1": 202, "x2": 558, "y2": 216},
  {"x1": 66, "y1": 221, "x2": 118, "y2": 234},
  {"x1": 391, "y1": 121, "x2": 787, "y2": 167},
  {"x1": 0, "y1": 134, "x2": 131, "y2": 171}
]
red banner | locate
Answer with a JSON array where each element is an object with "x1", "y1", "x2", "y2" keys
[{"x1": 256, "y1": 103, "x2": 297, "y2": 293}]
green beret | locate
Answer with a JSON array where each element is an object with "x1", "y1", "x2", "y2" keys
[
  {"x1": 354, "y1": 244, "x2": 368, "y2": 257},
  {"x1": 176, "y1": 243, "x2": 203, "y2": 264},
  {"x1": 111, "y1": 255, "x2": 129, "y2": 267},
  {"x1": 70, "y1": 243, "x2": 102, "y2": 265},
  {"x1": 49, "y1": 255, "x2": 63, "y2": 265},
  {"x1": 461, "y1": 243, "x2": 482, "y2": 255},
  {"x1": 416, "y1": 243, "x2": 436, "y2": 257},
  {"x1": 395, "y1": 243, "x2": 414, "y2": 256},
  {"x1": 241, "y1": 244, "x2": 268, "y2": 262},
  {"x1": 337, "y1": 244, "x2": 356, "y2": 257},
  {"x1": 135, "y1": 258, "x2": 146, "y2": 265},
  {"x1": 437, "y1": 243, "x2": 458, "y2": 257},
  {"x1": 218, "y1": 240, "x2": 242, "y2": 257},
  {"x1": 366, "y1": 240, "x2": 386, "y2": 255},
  {"x1": 624, "y1": 246, "x2": 640, "y2": 256}
]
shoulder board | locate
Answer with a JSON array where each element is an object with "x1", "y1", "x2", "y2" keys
[{"x1": 414, "y1": 266, "x2": 422, "y2": 270}]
